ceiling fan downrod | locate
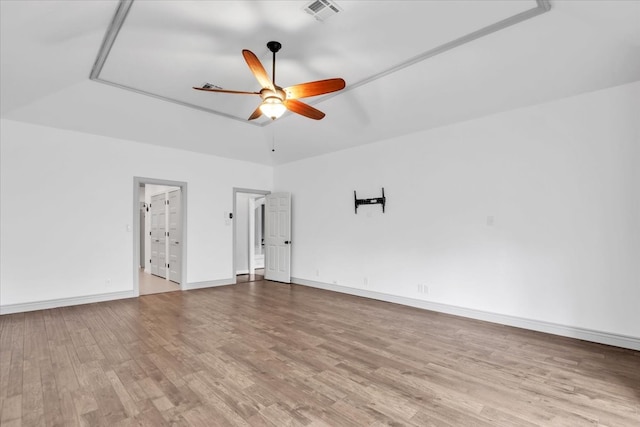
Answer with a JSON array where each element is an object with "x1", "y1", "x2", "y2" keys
[{"x1": 266, "y1": 41, "x2": 281, "y2": 86}]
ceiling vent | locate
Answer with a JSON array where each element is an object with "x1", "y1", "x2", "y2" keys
[{"x1": 303, "y1": 0, "x2": 342, "y2": 22}]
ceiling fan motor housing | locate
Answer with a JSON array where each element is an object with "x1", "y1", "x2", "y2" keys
[{"x1": 260, "y1": 87, "x2": 286, "y2": 101}]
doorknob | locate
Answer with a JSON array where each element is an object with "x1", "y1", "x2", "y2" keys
[{"x1": 284, "y1": 240, "x2": 291, "y2": 244}]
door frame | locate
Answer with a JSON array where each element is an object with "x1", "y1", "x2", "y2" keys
[
  {"x1": 232, "y1": 187, "x2": 270, "y2": 284},
  {"x1": 133, "y1": 177, "x2": 188, "y2": 296},
  {"x1": 166, "y1": 188, "x2": 182, "y2": 283}
]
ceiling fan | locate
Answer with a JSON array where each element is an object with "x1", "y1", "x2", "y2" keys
[{"x1": 194, "y1": 41, "x2": 346, "y2": 121}]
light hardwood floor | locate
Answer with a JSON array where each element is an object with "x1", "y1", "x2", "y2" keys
[
  {"x1": 139, "y1": 270, "x2": 181, "y2": 296},
  {"x1": 236, "y1": 269, "x2": 265, "y2": 284},
  {"x1": 1, "y1": 281, "x2": 638, "y2": 426}
]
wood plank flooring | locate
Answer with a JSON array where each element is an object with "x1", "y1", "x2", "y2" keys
[{"x1": 1, "y1": 281, "x2": 639, "y2": 426}]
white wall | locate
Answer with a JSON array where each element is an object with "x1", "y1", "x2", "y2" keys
[
  {"x1": 2, "y1": 82, "x2": 639, "y2": 348},
  {"x1": 274, "y1": 82, "x2": 640, "y2": 340},
  {"x1": 0, "y1": 119, "x2": 273, "y2": 308}
]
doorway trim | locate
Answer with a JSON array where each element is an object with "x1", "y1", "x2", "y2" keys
[
  {"x1": 133, "y1": 177, "x2": 188, "y2": 296},
  {"x1": 232, "y1": 187, "x2": 270, "y2": 284}
]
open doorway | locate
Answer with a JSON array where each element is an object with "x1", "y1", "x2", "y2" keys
[
  {"x1": 233, "y1": 188, "x2": 270, "y2": 284},
  {"x1": 133, "y1": 177, "x2": 187, "y2": 296}
]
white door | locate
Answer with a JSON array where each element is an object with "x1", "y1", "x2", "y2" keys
[
  {"x1": 150, "y1": 193, "x2": 167, "y2": 278},
  {"x1": 264, "y1": 192, "x2": 291, "y2": 283},
  {"x1": 168, "y1": 189, "x2": 181, "y2": 283}
]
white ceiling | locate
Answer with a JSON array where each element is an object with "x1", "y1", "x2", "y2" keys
[{"x1": 2, "y1": 1, "x2": 639, "y2": 165}]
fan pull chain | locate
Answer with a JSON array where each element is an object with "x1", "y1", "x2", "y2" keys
[{"x1": 272, "y1": 129, "x2": 276, "y2": 153}]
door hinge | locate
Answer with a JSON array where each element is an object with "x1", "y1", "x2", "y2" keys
[
  {"x1": 149, "y1": 231, "x2": 151, "y2": 236},
  {"x1": 166, "y1": 231, "x2": 169, "y2": 236},
  {"x1": 167, "y1": 263, "x2": 170, "y2": 268},
  {"x1": 149, "y1": 259, "x2": 152, "y2": 264}
]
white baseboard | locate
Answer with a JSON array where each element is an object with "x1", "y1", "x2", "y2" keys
[
  {"x1": 0, "y1": 290, "x2": 135, "y2": 315},
  {"x1": 4, "y1": 278, "x2": 637, "y2": 351},
  {"x1": 0, "y1": 279, "x2": 236, "y2": 314},
  {"x1": 292, "y1": 277, "x2": 640, "y2": 351},
  {"x1": 184, "y1": 278, "x2": 234, "y2": 290}
]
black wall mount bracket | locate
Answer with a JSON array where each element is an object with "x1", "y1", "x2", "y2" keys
[{"x1": 354, "y1": 188, "x2": 386, "y2": 214}]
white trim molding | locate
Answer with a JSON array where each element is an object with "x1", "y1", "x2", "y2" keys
[
  {"x1": 0, "y1": 290, "x2": 135, "y2": 315},
  {"x1": 232, "y1": 188, "x2": 271, "y2": 285},
  {"x1": 133, "y1": 177, "x2": 188, "y2": 297},
  {"x1": 183, "y1": 278, "x2": 234, "y2": 291},
  {"x1": 292, "y1": 277, "x2": 640, "y2": 352}
]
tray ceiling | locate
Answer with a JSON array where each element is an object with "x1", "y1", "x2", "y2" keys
[
  {"x1": 93, "y1": 0, "x2": 542, "y2": 125},
  {"x1": 3, "y1": 1, "x2": 639, "y2": 165}
]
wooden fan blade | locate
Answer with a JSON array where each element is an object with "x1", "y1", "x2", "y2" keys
[
  {"x1": 248, "y1": 105, "x2": 262, "y2": 121},
  {"x1": 242, "y1": 49, "x2": 274, "y2": 91},
  {"x1": 284, "y1": 78, "x2": 346, "y2": 100},
  {"x1": 284, "y1": 99, "x2": 325, "y2": 120},
  {"x1": 193, "y1": 87, "x2": 260, "y2": 95}
]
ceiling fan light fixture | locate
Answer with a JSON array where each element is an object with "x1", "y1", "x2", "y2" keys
[
  {"x1": 194, "y1": 42, "x2": 344, "y2": 121},
  {"x1": 260, "y1": 96, "x2": 286, "y2": 120}
]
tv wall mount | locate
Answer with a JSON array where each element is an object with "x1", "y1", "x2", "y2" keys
[{"x1": 354, "y1": 188, "x2": 386, "y2": 214}]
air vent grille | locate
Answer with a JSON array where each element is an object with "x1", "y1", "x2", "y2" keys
[{"x1": 303, "y1": 0, "x2": 342, "y2": 22}]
